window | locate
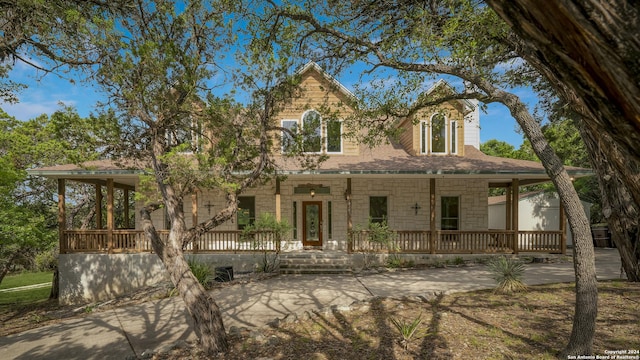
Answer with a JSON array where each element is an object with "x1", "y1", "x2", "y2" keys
[
  {"x1": 237, "y1": 196, "x2": 255, "y2": 230},
  {"x1": 166, "y1": 116, "x2": 201, "y2": 153},
  {"x1": 431, "y1": 113, "x2": 446, "y2": 153},
  {"x1": 441, "y1": 196, "x2": 459, "y2": 230},
  {"x1": 281, "y1": 120, "x2": 298, "y2": 152},
  {"x1": 282, "y1": 110, "x2": 343, "y2": 154},
  {"x1": 450, "y1": 120, "x2": 457, "y2": 154},
  {"x1": 302, "y1": 110, "x2": 322, "y2": 152},
  {"x1": 420, "y1": 121, "x2": 428, "y2": 154},
  {"x1": 369, "y1": 196, "x2": 388, "y2": 224},
  {"x1": 326, "y1": 120, "x2": 342, "y2": 153},
  {"x1": 421, "y1": 114, "x2": 457, "y2": 154}
]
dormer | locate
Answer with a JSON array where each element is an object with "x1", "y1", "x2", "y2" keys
[
  {"x1": 276, "y1": 62, "x2": 359, "y2": 156},
  {"x1": 397, "y1": 80, "x2": 478, "y2": 156}
]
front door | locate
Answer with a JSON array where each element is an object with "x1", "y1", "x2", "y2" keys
[{"x1": 302, "y1": 201, "x2": 322, "y2": 248}]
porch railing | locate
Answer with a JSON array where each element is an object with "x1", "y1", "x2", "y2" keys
[
  {"x1": 61, "y1": 229, "x2": 564, "y2": 254},
  {"x1": 61, "y1": 229, "x2": 279, "y2": 254},
  {"x1": 349, "y1": 230, "x2": 564, "y2": 254}
]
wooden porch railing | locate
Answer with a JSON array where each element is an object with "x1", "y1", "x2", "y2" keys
[
  {"x1": 349, "y1": 230, "x2": 564, "y2": 254},
  {"x1": 61, "y1": 229, "x2": 564, "y2": 254},
  {"x1": 61, "y1": 229, "x2": 279, "y2": 254}
]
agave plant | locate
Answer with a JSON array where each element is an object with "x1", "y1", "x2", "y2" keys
[
  {"x1": 487, "y1": 256, "x2": 527, "y2": 294},
  {"x1": 390, "y1": 313, "x2": 423, "y2": 350}
]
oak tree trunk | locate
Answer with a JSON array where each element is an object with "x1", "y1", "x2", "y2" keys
[
  {"x1": 140, "y1": 209, "x2": 228, "y2": 355},
  {"x1": 579, "y1": 127, "x2": 640, "y2": 281},
  {"x1": 497, "y1": 90, "x2": 598, "y2": 357}
]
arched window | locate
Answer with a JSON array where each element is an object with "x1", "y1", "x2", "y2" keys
[
  {"x1": 302, "y1": 110, "x2": 322, "y2": 152},
  {"x1": 431, "y1": 113, "x2": 446, "y2": 153}
]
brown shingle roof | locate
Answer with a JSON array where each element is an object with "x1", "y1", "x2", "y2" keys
[{"x1": 276, "y1": 144, "x2": 590, "y2": 176}]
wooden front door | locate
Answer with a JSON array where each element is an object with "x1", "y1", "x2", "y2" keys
[{"x1": 302, "y1": 201, "x2": 322, "y2": 248}]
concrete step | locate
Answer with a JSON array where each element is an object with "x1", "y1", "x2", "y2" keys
[{"x1": 279, "y1": 252, "x2": 353, "y2": 274}]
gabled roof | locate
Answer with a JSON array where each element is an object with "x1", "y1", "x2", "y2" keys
[
  {"x1": 425, "y1": 79, "x2": 476, "y2": 113},
  {"x1": 295, "y1": 61, "x2": 356, "y2": 100}
]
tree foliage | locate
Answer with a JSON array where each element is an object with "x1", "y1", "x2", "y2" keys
[
  {"x1": 0, "y1": 107, "x2": 105, "y2": 284},
  {"x1": 83, "y1": 0, "x2": 322, "y2": 354}
]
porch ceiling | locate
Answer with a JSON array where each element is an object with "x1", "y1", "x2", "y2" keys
[{"x1": 26, "y1": 160, "x2": 142, "y2": 187}]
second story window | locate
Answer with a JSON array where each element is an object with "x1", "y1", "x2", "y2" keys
[
  {"x1": 281, "y1": 110, "x2": 343, "y2": 154},
  {"x1": 281, "y1": 120, "x2": 298, "y2": 152},
  {"x1": 431, "y1": 113, "x2": 446, "y2": 153},
  {"x1": 420, "y1": 113, "x2": 457, "y2": 155},
  {"x1": 302, "y1": 110, "x2": 322, "y2": 152},
  {"x1": 326, "y1": 119, "x2": 342, "y2": 153}
]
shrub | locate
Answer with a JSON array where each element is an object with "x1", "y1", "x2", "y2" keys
[
  {"x1": 242, "y1": 212, "x2": 291, "y2": 273},
  {"x1": 34, "y1": 248, "x2": 58, "y2": 272},
  {"x1": 487, "y1": 256, "x2": 527, "y2": 294},
  {"x1": 188, "y1": 259, "x2": 215, "y2": 289}
]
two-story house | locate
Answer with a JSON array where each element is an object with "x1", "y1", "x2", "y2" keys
[{"x1": 29, "y1": 62, "x2": 591, "y2": 304}]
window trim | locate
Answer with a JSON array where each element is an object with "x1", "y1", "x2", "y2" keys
[
  {"x1": 325, "y1": 119, "x2": 343, "y2": 154},
  {"x1": 450, "y1": 120, "x2": 458, "y2": 154}
]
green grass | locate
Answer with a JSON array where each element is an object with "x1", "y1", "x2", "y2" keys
[
  {"x1": 0, "y1": 271, "x2": 53, "y2": 290},
  {"x1": 0, "y1": 271, "x2": 53, "y2": 307},
  {"x1": 0, "y1": 286, "x2": 52, "y2": 307}
]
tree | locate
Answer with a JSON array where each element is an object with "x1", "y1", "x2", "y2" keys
[
  {"x1": 0, "y1": 0, "x2": 129, "y2": 79},
  {"x1": 262, "y1": 0, "x2": 597, "y2": 355},
  {"x1": 480, "y1": 139, "x2": 515, "y2": 158},
  {"x1": 86, "y1": 0, "x2": 316, "y2": 354},
  {"x1": 0, "y1": 107, "x2": 103, "y2": 285},
  {"x1": 485, "y1": 0, "x2": 640, "y2": 285}
]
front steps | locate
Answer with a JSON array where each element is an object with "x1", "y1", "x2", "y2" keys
[{"x1": 279, "y1": 251, "x2": 353, "y2": 274}]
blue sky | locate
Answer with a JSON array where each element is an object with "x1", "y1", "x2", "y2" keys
[{"x1": 1, "y1": 59, "x2": 530, "y2": 147}]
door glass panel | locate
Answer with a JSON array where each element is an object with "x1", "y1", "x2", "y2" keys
[{"x1": 305, "y1": 204, "x2": 320, "y2": 242}]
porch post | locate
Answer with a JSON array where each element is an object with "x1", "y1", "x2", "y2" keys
[
  {"x1": 559, "y1": 198, "x2": 567, "y2": 255},
  {"x1": 346, "y1": 178, "x2": 352, "y2": 231},
  {"x1": 107, "y1": 178, "x2": 114, "y2": 253},
  {"x1": 124, "y1": 189, "x2": 130, "y2": 229},
  {"x1": 511, "y1": 179, "x2": 519, "y2": 254},
  {"x1": 58, "y1": 179, "x2": 66, "y2": 254},
  {"x1": 505, "y1": 186, "x2": 512, "y2": 231},
  {"x1": 346, "y1": 178, "x2": 353, "y2": 252},
  {"x1": 430, "y1": 178, "x2": 436, "y2": 254},
  {"x1": 275, "y1": 178, "x2": 281, "y2": 221},
  {"x1": 95, "y1": 184, "x2": 103, "y2": 229}
]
